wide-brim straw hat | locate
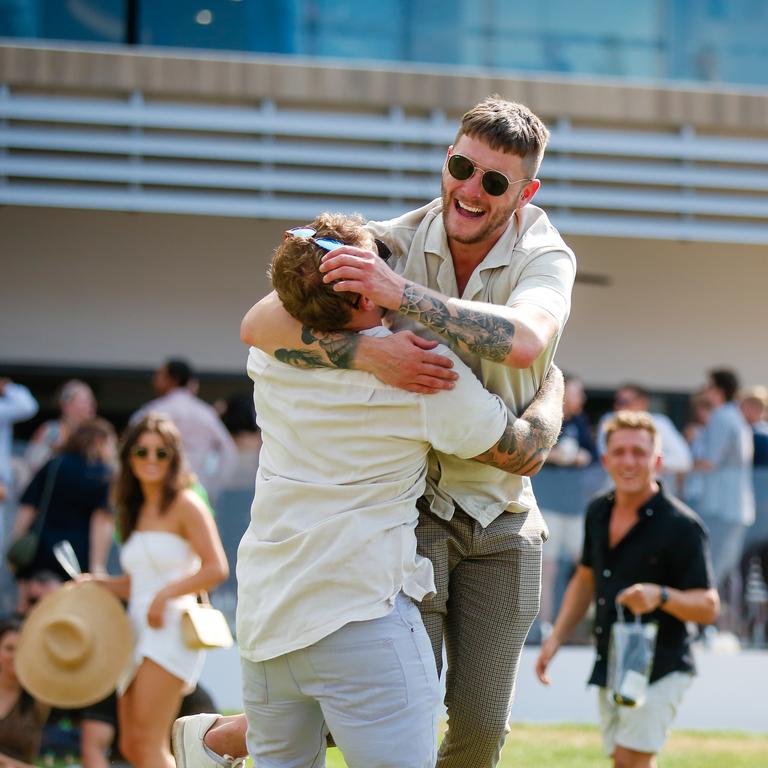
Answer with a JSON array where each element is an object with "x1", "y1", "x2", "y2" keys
[{"x1": 16, "y1": 581, "x2": 134, "y2": 708}]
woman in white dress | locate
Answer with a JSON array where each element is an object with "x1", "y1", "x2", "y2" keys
[{"x1": 90, "y1": 414, "x2": 228, "y2": 768}]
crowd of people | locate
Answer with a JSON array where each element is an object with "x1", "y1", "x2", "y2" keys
[{"x1": 0, "y1": 95, "x2": 764, "y2": 768}]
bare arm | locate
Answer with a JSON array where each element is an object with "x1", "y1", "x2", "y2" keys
[
  {"x1": 0, "y1": 749, "x2": 38, "y2": 768},
  {"x1": 146, "y1": 491, "x2": 229, "y2": 628},
  {"x1": 241, "y1": 291, "x2": 458, "y2": 394},
  {"x1": 617, "y1": 583, "x2": 720, "y2": 625},
  {"x1": 88, "y1": 509, "x2": 114, "y2": 575},
  {"x1": 471, "y1": 364, "x2": 564, "y2": 476},
  {"x1": 319, "y1": 245, "x2": 560, "y2": 368},
  {"x1": 10, "y1": 504, "x2": 36, "y2": 539},
  {"x1": 535, "y1": 564, "x2": 595, "y2": 685}
]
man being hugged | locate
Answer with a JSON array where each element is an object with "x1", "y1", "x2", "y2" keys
[{"x1": 224, "y1": 214, "x2": 563, "y2": 768}]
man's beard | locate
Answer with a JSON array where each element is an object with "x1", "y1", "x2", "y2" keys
[{"x1": 441, "y1": 185, "x2": 517, "y2": 245}]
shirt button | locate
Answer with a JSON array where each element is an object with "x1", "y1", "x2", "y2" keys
[
  {"x1": 595, "y1": 626, "x2": 603, "y2": 635},
  {"x1": 596, "y1": 653, "x2": 602, "y2": 661},
  {"x1": 598, "y1": 598, "x2": 606, "y2": 606},
  {"x1": 603, "y1": 569, "x2": 612, "y2": 577}
]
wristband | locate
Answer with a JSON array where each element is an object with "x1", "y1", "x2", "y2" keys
[{"x1": 659, "y1": 585, "x2": 670, "y2": 608}]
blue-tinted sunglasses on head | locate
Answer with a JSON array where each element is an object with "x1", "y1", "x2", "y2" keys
[{"x1": 284, "y1": 226, "x2": 344, "y2": 252}]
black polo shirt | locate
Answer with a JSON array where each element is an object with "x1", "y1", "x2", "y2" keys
[{"x1": 581, "y1": 485, "x2": 714, "y2": 687}]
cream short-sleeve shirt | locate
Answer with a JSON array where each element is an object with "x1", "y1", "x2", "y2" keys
[{"x1": 368, "y1": 199, "x2": 576, "y2": 525}]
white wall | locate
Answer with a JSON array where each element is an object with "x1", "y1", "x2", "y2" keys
[{"x1": 2, "y1": 207, "x2": 766, "y2": 390}]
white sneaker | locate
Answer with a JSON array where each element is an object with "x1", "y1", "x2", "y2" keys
[{"x1": 172, "y1": 714, "x2": 245, "y2": 768}]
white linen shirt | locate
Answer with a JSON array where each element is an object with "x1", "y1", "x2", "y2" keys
[
  {"x1": 367, "y1": 199, "x2": 576, "y2": 525},
  {"x1": 236, "y1": 326, "x2": 507, "y2": 662}
]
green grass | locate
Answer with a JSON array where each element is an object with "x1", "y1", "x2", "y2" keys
[{"x1": 323, "y1": 723, "x2": 768, "y2": 767}]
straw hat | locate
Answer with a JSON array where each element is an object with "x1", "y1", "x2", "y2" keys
[{"x1": 16, "y1": 581, "x2": 134, "y2": 708}]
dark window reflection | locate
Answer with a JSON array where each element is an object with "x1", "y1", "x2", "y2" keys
[{"x1": 0, "y1": 0, "x2": 126, "y2": 42}]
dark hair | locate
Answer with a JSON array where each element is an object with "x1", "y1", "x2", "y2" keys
[
  {"x1": 617, "y1": 383, "x2": 650, "y2": 401},
  {"x1": 709, "y1": 368, "x2": 740, "y2": 402},
  {"x1": 164, "y1": 359, "x2": 193, "y2": 387},
  {"x1": 113, "y1": 414, "x2": 191, "y2": 541},
  {"x1": 221, "y1": 394, "x2": 258, "y2": 435},
  {"x1": 454, "y1": 96, "x2": 550, "y2": 177},
  {"x1": 61, "y1": 418, "x2": 116, "y2": 463},
  {"x1": 0, "y1": 617, "x2": 35, "y2": 712},
  {"x1": 269, "y1": 212, "x2": 373, "y2": 332}
]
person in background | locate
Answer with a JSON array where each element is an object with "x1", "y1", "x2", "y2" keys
[
  {"x1": 536, "y1": 411, "x2": 719, "y2": 768},
  {"x1": 132, "y1": 360, "x2": 237, "y2": 503},
  {"x1": 0, "y1": 616, "x2": 50, "y2": 768},
  {"x1": 597, "y1": 384, "x2": 692, "y2": 493},
  {"x1": 739, "y1": 386, "x2": 768, "y2": 468},
  {"x1": 10, "y1": 419, "x2": 116, "y2": 614},
  {"x1": 536, "y1": 373, "x2": 597, "y2": 637},
  {"x1": 0, "y1": 379, "x2": 38, "y2": 614},
  {"x1": 681, "y1": 391, "x2": 713, "y2": 514},
  {"x1": 695, "y1": 369, "x2": 754, "y2": 633},
  {"x1": 217, "y1": 394, "x2": 261, "y2": 490},
  {"x1": 87, "y1": 414, "x2": 228, "y2": 768},
  {"x1": 23, "y1": 380, "x2": 97, "y2": 481}
]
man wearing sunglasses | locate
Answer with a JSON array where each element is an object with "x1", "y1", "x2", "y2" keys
[
  {"x1": 173, "y1": 212, "x2": 564, "y2": 768},
  {"x1": 239, "y1": 97, "x2": 576, "y2": 768}
]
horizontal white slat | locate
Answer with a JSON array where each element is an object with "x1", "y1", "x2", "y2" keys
[
  {"x1": 3, "y1": 185, "x2": 768, "y2": 245},
  {"x1": 5, "y1": 157, "x2": 768, "y2": 217},
  {"x1": 5, "y1": 127, "x2": 768, "y2": 192}
]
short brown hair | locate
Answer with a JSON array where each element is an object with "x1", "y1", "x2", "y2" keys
[
  {"x1": 269, "y1": 213, "x2": 372, "y2": 332},
  {"x1": 602, "y1": 410, "x2": 660, "y2": 452},
  {"x1": 454, "y1": 96, "x2": 550, "y2": 177}
]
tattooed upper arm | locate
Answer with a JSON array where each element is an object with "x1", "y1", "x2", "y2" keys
[{"x1": 399, "y1": 283, "x2": 515, "y2": 362}]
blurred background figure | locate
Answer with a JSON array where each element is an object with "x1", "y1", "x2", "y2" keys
[
  {"x1": 0, "y1": 379, "x2": 38, "y2": 614},
  {"x1": 22, "y1": 379, "x2": 97, "y2": 482},
  {"x1": 88, "y1": 414, "x2": 228, "y2": 768},
  {"x1": 682, "y1": 390, "x2": 714, "y2": 514},
  {"x1": 535, "y1": 374, "x2": 597, "y2": 639},
  {"x1": 0, "y1": 616, "x2": 50, "y2": 768},
  {"x1": 10, "y1": 418, "x2": 116, "y2": 614},
  {"x1": 218, "y1": 393, "x2": 261, "y2": 489},
  {"x1": 740, "y1": 386, "x2": 768, "y2": 553},
  {"x1": 597, "y1": 383, "x2": 692, "y2": 492},
  {"x1": 694, "y1": 368, "x2": 754, "y2": 635},
  {"x1": 132, "y1": 359, "x2": 237, "y2": 503}
]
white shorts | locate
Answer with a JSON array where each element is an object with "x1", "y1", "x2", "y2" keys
[{"x1": 598, "y1": 671, "x2": 693, "y2": 756}]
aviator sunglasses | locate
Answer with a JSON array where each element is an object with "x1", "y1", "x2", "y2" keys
[
  {"x1": 130, "y1": 446, "x2": 171, "y2": 460},
  {"x1": 446, "y1": 152, "x2": 530, "y2": 197}
]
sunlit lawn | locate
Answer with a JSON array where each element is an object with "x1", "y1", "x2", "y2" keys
[{"x1": 323, "y1": 723, "x2": 768, "y2": 767}]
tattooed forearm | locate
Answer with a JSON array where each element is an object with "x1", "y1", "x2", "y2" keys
[
  {"x1": 276, "y1": 327, "x2": 361, "y2": 370},
  {"x1": 399, "y1": 283, "x2": 515, "y2": 362},
  {"x1": 473, "y1": 365, "x2": 565, "y2": 476}
]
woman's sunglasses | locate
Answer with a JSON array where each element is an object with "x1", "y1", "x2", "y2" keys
[
  {"x1": 284, "y1": 227, "x2": 345, "y2": 252},
  {"x1": 446, "y1": 153, "x2": 530, "y2": 197},
  {"x1": 130, "y1": 446, "x2": 171, "y2": 461}
]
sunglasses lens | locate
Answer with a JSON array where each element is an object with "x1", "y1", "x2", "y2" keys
[
  {"x1": 482, "y1": 171, "x2": 509, "y2": 197},
  {"x1": 132, "y1": 447, "x2": 149, "y2": 458},
  {"x1": 156, "y1": 449, "x2": 170, "y2": 460},
  {"x1": 447, "y1": 154, "x2": 474, "y2": 181},
  {"x1": 313, "y1": 237, "x2": 344, "y2": 252},
  {"x1": 287, "y1": 227, "x2": 316, "y2": 238}
]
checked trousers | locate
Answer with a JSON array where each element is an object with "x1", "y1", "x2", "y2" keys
[{"x1": 415, "y1": 500, "x2": 546, "y2": 768}]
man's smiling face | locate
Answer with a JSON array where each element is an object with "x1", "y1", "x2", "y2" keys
[{"x1": 440, "y1": 134, "x2": 537, "y2": 250}]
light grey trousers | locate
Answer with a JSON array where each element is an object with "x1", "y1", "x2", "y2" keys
[{"x1": 415, "y1": 502, "x2": 546, "y2": 768}]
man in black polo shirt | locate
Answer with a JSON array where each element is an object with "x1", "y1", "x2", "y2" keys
[{"x1": 535, "y1": 411, "x2": 719, "y2": 768}]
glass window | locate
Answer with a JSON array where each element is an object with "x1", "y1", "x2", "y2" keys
[{"x1": 0, "y1": 0, "x2": 126, "y2": 43}]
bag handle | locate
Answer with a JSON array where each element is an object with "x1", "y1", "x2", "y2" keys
[
  {"x1": 27, "y1": 457, "x2": 63, "y2": 537},
  {"x1": 615, "y1": 598, "x2": 642, "y2": 625}
]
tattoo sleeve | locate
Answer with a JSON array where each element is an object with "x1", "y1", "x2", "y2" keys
[
  {"x1": 399, "y1": 283, "x2": 515, "y2": 362},
  {"x1": 274, "y1": 326, "x2": 361, "y2": 371},
  {"x1": 472, "y1": 365, "x2": 564, "y2": 476}
]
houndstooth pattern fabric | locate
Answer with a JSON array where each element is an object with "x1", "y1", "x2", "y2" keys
[{"x1": 416, "y1": 500, "x2": 546, "y2": 768}]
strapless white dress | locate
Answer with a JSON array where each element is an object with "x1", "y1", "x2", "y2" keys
[{"x1": 117, "y1": 531, "x2": 204, "y2": 695}]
